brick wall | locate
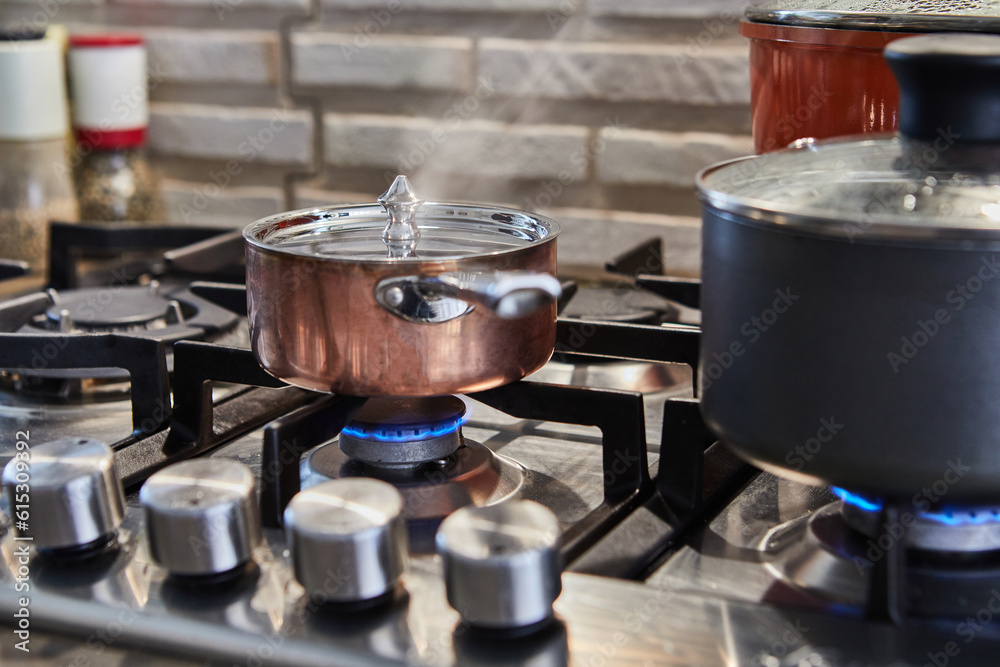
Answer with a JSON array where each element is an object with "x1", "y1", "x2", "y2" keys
[{"x1": 2, "y1": 0, "x2": 752, "y2": 275}]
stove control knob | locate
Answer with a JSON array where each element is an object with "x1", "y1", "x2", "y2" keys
[
  {"x1": 284, "y1": 478, "x2": 408, "y2": 604},
  {"x1": 437, "y1": 500, "x2": 562, "y2": 630},
  {"x1": 140, "y1": 459, "x2": 262, "y2": 576},
  {"x1": 2, "y1": 438, "x2": 125, "y2": 551}
]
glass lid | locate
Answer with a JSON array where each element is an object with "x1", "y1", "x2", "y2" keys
[
  {"x1": 699, "y1": 135, "x2": 1000, "y2": 243},
  {"x1": 698, "y1": 33, "x2": 1000, "y2": 245},
  {"x1": 244, "y1": 176, "x2": 558, "y2": 262},
  {"x1": 746, "y1": 0, "x2": 1000, "y2": 32}
]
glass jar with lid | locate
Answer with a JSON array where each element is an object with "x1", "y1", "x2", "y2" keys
[
  {"x1": 67, "y1": 34, "x2": 163, "y2": 223},
  {"x1": 0, "y1": 27, "x2": 78, "y2": 274}
]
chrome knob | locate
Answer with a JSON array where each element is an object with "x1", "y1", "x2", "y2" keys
[
  {"x1": 284, "y1": 478, "x2": 407, "y2": 604},
  {"x1": 436, "y1": 500, "x2": 562, "y2": 630},
  {"x1": 1, "y1": 438, "x2": 125, "y2": 550},
  {"x1": 140, "y1": 459, "x2": 261, "y2": 576}
]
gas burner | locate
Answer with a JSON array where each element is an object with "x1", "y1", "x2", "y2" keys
[
  {"x1": 300, "y1": 396, "x2": 523, "y2": 539},
  {"x1": 560, "y1": 285, "x2": 679, "y2": 325},
  {"x1": 21, "y1": 282, "x2": 237, "y2": 338},
  {"x1": 5, "y1": 283, "x2": 240, "y2": 396},
  {"x1": 760, "y1": 501, "x2": 1000, "y2": 620},
  {"x1": 833, "y1": 487, "x2": 1000, "y2": 554},
  {"x1": 37, "y1": 283, "x2": 184, "y2": 333},
  {"x1": 338, "y1": 396, "x2": 467, "y2": 468}
]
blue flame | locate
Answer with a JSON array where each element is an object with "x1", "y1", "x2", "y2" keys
[
  {"x1": 922, "y1": 509, "x2": 1000, "y2": 527},
  {"x1": 831, "y1": 487, "x2": 884, "y2": 513},
  {"x1": 832, "y1": 486, "x2": 1000, "y2": 527},
  {"x1": 340, "y1": 407, "x2": 470, "y2": 443}
]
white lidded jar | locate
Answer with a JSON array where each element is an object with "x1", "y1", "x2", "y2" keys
[
  {"x1": 0, "y1": 27, "x2": 78, "y2": 274},
  {"x1": 67, "y1": 34, "x2": 162, "y2": 223}
]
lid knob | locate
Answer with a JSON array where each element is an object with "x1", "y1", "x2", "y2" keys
[
  {"x1": 886, "y1": 34, "x2": 1000, "y2": 144},
  {"x1": 140, "y1": 459, "x2": 262, "y2": 577},
  {"x1": 2, "y1": 438, "x2": 125, "y2": 552},
  {"x1": 283, "y1": 479, "x2": 408, "y2": 605},
  {"x1": 436, "y1": 500, "x2": 562, "y2": 630},
  {"x1": 378, "y1": 175, "x2": 424, "y2": 259}
]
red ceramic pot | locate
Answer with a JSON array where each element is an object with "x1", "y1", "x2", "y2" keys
[{"x1": 742, "y1": 21, "x2": 914, "y2": 153}]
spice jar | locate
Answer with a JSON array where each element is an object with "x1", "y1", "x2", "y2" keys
[
  {"x1": 67, "y1": 34, "x2": 163, "y2": 223},
  {"x1": 0, "y1": 28, "x2": 78, "y2": 273}
]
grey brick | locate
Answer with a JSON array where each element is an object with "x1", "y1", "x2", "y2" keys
[
  {"x1": 479, "y1": 39, "x2": 750, "y2": 105},
  {"x1": 110, "y1": 0, "x2": 306, "y2": 8},
  {"x1": 293, "y1": 32, "x2": 472, "y2": 91},
  {"x1": 596, "y1": 128, "x2": 753, "y2": 187},
  {"x1": 294, "y1": 187, "x2": 377, "y2": 208},
  {"x1": 6, "y1": 0, "x2": 103, "y2": 4},
  {"x1": 143, "y1": 29, "x2": 278, "y2": 85},
  {"x1": 323, "y1": 0, "x2": 566, "y2": 10},
  {"x1": 589, "y1": 0, "x2": 746, "y2": 19},
  {"x1": 149, "y1": 102, "x2": 313, "y2": 166},
  {"x1": 324, "y1": 113, "x2": 589, "y2": 180},
  {"x1": 161, "y1": 179, "x2": 284, "y2": 226}
]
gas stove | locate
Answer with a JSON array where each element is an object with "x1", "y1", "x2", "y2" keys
[{"x1": 2, "y1": 225, "x2": 1000, "y2": 666}]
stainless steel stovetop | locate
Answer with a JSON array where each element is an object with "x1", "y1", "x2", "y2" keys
[
  {"x1": 2, "y1": 231, "x2": 1000, "y2": 666},
  {"x1": 4, "y1": 373, "x2": 1000, "y2": 666}
]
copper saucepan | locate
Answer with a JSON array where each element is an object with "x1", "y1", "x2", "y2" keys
[{"x1": 244, "y1": 176, "x2": 561, "y2": 397}]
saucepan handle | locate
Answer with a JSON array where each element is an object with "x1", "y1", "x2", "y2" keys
[{"x1": 374, "y1": 271, "x2": 562, "y2": 324}]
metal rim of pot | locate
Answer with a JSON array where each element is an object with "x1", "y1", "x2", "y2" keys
[
  {"x1": 746, "y1": 1, "x2": 1000, "y2": 33},
  {"x1": 697, "y1": 139, "x2": 1000, "y2": 250},
  {"x1": 244, "y1": 202, "x2": 560, "y2": 266}
]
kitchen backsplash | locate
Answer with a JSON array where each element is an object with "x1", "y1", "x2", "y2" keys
[{"x1": 2, "y1": 0, "x2": 752, "y2": 275}]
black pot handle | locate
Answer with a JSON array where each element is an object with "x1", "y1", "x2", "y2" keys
[{"x1": 886, "y1": 33, "x2": 1000, "y2": 144}]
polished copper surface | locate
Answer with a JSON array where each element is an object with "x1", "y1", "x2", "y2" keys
[
  {"x1": 245, "y1": 214, "x2": 558, "y2": 397},
  {"x1": 348, "y1": 396, "x2": 466, "y2": 430}
]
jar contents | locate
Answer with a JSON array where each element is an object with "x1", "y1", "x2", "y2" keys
[{"x1": 73, "y1": 149, "x2": 162, "y2": 222}]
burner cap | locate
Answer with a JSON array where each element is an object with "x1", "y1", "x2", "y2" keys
[
  {"x1": 339, "y1": 396, "x2": 467, "y2": 467},
  {"x1": 44, "y1": 286, "x2": 178, "y2": 330},
  {"x1": 560, "y1": 285, "x2": 679, "y2": 325},
  {"x1": 834, "y1": 487, "x2": 1000, "y2": 553},
  {"x1": 343, "y1": 396, "x2": 466, "y2": 442}
]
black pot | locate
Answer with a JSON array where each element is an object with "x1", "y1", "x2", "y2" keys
[{"x1": 698, "y1": 33, "x2": 1000, "y2": 504}]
